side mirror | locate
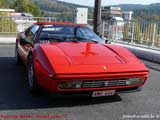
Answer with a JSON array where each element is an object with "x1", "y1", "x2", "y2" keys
[
  {"x1": 102, "y1": 37, "x2": 111, "y2": 44},
  {"x1": 20, "y1": 38, "x2": 27, "y2": 45},
  {"x1": 20, "y1": 38, "x2": 26, "y2": 45},
  {"x1": 104, "y1": 39, "x2": 110, "y2": 44}
]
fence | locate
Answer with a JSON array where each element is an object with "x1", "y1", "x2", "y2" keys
[
  {"x1": 0, "y1": 16, "x2": 17, "y2": 34},
  {"x1": 0, "y1": 16, "x2": 160, "y2": 49},
  {"x1": 0, "y1": 16, "x2": 74, "y2": 35},
  {"x1": 101, "y1": 20, "x2": 160, "y2": 49},
  {"x1": 0, "y1": 16, "x2": 94, "y2": 35}
]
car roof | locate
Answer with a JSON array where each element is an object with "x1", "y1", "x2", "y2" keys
[{"x1": 34, "y1": 22, "x2": 86, "y2": 26}]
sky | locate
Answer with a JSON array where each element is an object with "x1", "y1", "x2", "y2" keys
[{"x1": 61, "y1": 0, "x2": 160, "y2": 6}]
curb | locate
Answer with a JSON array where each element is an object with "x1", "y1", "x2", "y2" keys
[
  {"x1": 0, "y1": 37, "x2": 16, "y2": 44},
  {"x1": 113, "y1": 43, "x2": 160, "y2": 64}
]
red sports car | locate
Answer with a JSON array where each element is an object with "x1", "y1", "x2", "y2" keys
[{"x1": 15, "y1": 22, "x2": 149, "y2": 97}]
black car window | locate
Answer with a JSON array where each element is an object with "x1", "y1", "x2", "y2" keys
[
  {"x1": 76, "y1": 27, "x2": 104, "y2": 42},
  {"x1": 40, "y1": 25, "x2": 74, "y2": 37},
  {"x1": 38, "y1": 25, "x2": 104, "y2": 43},
  {"x1": 25, "y1": 25, "x2": 40, "y2": 43},
  {"x1": 24, "y1": 26, "x2": 32, "y2": 37}
]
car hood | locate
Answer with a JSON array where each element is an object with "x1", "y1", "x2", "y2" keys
[
  {"x1": 39, "y1": 42, "x2": 148, "y2": 74},
  {"x1": 41, "y1": 42, "x2": 126, "y2": 65}
]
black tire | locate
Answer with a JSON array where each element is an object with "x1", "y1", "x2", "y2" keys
[
  {"x1": 15, "y1": 48, "x2": 22, "y2": 65},
  {"x1": 27, "y1": 55, "x2": 40, "y2": 95}
]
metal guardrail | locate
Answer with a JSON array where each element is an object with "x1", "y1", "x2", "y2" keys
[
  {"x1": 0, "y1": 16, "x2": 94, "y2": 35},
  {"x1": 101, "y1": 20, "x2": 160, "y2": 49},
  {"x1": 0, "y1": 16, "x2": 17, "y2": 34},
  {"x1": 0, "y1": 16, "x2": 160, "y2": 49},
  {"x1": 0, "y1": 16, "x2": 74, "y2": 35}
]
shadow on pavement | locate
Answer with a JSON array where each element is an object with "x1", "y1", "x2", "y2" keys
[{"x1": 0, "y1": 57, "x2": 122, "y2": 110}]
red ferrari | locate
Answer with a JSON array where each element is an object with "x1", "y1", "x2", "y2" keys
[{"x1": 15, "y1": 22, "x2": 149, "y2": 97}]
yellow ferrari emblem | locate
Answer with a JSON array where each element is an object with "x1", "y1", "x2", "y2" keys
[{"x1": 103, "y1": 66, "x2": 107, "y2": 70}]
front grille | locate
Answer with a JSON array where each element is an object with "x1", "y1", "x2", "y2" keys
[{"x1": 82, "y1": 79, "x2": 127, "y2": 88}]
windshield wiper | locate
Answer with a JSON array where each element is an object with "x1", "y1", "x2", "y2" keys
[
  {"x1": 39, "y1": 37, "x2": 65, "y2": 42},
  {"x1": 64, "y1": 36, "x2": 98, "y2": 43},
  {"x1": 64, "y1": 36, "x2": 87, "y2": 40}
]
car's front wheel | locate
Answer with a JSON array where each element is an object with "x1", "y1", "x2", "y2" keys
[{"x1": 27, "y1": 55, "x2": 39, "y2": 95}]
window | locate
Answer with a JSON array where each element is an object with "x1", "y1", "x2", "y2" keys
[
  {"x1": 38, "y1": 25, "x2": 104, "y2": 43},
  {"x1": 25, "y1": 25, "x2": 40, "y2": 43},
  {"x1": 31, "y1": 25, "x2": 39, "y2": 35},
  {"x1": 41, "y1": 25, "x2": 74, "y2": 36},
  {"x1": 76, "y1": 27, "x2": 103, "y2": 42},
  {"x1": 39, "y1": 25, "x2": 75, "y2": 42}
]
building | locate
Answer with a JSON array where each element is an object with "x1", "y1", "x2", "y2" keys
[
  {"x1": 101, "y1": 6, "x2": 123, "y2": 20},
  {"x1": 101, "y1": 6, "x2": 124, "y2": 40},
  {"x1": 122, "y1": 11, "x2": 133, "y2": 21}
]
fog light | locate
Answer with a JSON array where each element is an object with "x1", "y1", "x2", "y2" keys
[
  {"x1": 58, "y1": 81, "x2": 82, "y2": 89},
  {"x1": 126, "y1": 78, "x2": 145, "y2": 85}
]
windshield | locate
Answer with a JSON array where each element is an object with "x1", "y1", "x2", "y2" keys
[{"x1": 38, "y1": 25, "x2": 104, "y2": 43}]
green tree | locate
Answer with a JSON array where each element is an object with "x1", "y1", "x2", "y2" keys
[
  {"x1": 12, "y1": 0, "x2": 41, "y2": 16},
  {"x1": 0, "y1": 0, "x2": 9, "y2": 8}
]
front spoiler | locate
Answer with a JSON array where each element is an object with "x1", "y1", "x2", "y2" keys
[
  {"x1": 116, "y1": 86, "x2": 142, "y2": 94},
  {"x1": 47, "y1": 87, "x2": 143, "y2": 98}
]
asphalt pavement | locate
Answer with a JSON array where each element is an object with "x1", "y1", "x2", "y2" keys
[{"x1": 0, "y1": 45, "x2": 160, "y2": 120}]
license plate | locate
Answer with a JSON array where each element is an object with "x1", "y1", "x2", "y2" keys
[{"x1": 92, "y1": 90, "x2": 116, "y2": 97}]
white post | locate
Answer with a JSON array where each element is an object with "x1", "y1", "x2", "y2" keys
[
  {"x1": 2, "y1": 17, "x2": 3, "y2": 33},
  {"x1": 48, "y1": 17, "x2": 51, "y2": 22},
  {"x1": 152, "y1": 23, "x2": 156, "y2": 48},
  {"x1": 102, "y1": 20, "x2": 105, "y2": 38},
  {"x1": 131, "y1": 22, "x2": 135, "y2": 44},
  {"x1": 115, "y1": 21, "x2": 118, "y2": 40}
]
